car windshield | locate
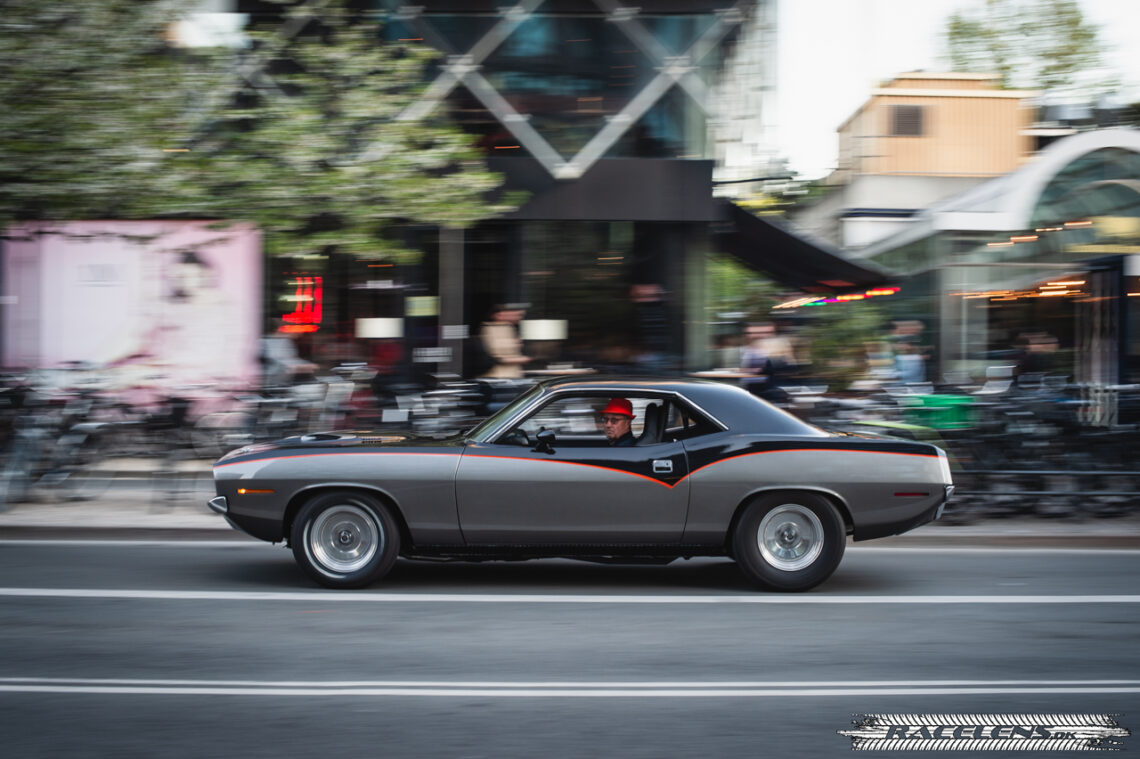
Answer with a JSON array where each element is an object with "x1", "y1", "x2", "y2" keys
[{"x1": 464, "y1": 383, "x2": 545, "y2": 442}]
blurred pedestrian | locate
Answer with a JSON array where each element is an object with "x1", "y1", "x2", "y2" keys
[
  {"x1": 479, "y1": 303, "x2": 531, "y2": 379},
  {"x1": 740, "y1": 322, "x2": 796, "y2": 401},
  {"x1": 260, "y1": 329, "x2": 318, "y2": 389},
  {"x1": 889, "y1": 320, "x2": 929, "y2": 384},
  {"x1": 894, "y1": 342, "x2": 926, "y2": 384},
  {"x1": 741, "y1": 322, "x2": 796, "y2": 374},
  {"x1": 1015, "y1": 331, "x2": 1059, "y2": 377},
  {"x1": 630, "y1": 283, "x2": 671, "y2": 375}
]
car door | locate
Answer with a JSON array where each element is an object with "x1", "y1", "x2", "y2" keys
[{"x1": 454, "y1": 394, "x2": 690, "y2": 544}]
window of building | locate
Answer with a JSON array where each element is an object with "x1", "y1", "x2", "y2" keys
[{"x1": 890, "y1": 105, "x2": 924, "y2": 137}]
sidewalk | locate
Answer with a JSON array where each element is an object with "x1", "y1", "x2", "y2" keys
[
  {"x1": 0, "y1": 459, "x2": 1138, "y2": 545},
  {"x1": 0, "y1": 459, "x2": 232, "y2": 539}
]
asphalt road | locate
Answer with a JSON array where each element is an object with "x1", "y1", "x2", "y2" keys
[{"x1": 1, "y1": 540, "x2": 1137, "y2": 757}]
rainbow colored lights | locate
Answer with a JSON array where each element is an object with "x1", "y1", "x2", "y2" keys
[{"x1": 774, "y1": 286, "x2": 900, "y2": 310}]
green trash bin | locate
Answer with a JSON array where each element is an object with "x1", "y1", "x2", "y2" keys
[{"x1": 899, "y1": 394, "x2": 975, "y2": 430}]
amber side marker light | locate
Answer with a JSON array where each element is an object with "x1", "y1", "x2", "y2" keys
[{"x1": 237, "y1": 488, "x2": 275, "y2": 495}]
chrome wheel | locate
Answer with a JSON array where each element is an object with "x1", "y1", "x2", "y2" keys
[
  {"x1": 307, "y1": 504, "x2": 382, "y2": 574},
  {"x1": 292, "y1": 492, "x2": 401, "y2": 588},
  {"x1": 733, "y1": 493, "x2": 845, "y2": 591},
  {"x1": 757, "y1": 503, "x2": 825, "y2": 572}
]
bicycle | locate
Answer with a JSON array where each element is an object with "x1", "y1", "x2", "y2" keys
[{"x1": 0, "y1": 384, "x2": 118, "y2": 511}]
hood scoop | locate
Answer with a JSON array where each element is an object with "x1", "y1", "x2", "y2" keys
[
  {"x1": 298, "y1": 433, "x2": 351, "y2": 443},
  {"x1": 289, "y1": 431, "x2": 410, "y2": 446}
]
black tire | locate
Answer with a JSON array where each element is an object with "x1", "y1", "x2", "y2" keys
[
  {"x1": 290, "y1": 491, "x2": 400, "y2": 589},
  {"x1": 731, "y1": 492, "x2": 846, "y2": 592}
]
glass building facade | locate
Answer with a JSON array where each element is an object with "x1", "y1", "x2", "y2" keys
[{"x1": 254, "y1": 0, "x2": 776, "y2": 378}]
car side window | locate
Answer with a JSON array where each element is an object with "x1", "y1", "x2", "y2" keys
[
  {"x1": 663, "y1": 402, "x2": 719, "y2": 441},
  {"x1": 492, "y1": 395, "x2": 663, "y2": 446},
  {"x1": 519, "y1": 396, "x2": 601, "y2": 440}
]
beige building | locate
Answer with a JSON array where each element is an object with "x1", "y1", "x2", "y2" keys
[
  {"x1": 857, "y1": 127, "x2": 1140, "y2": 393},
  {"x1": 795, "y1": 72, "x2": 1038, "y2": 250}
]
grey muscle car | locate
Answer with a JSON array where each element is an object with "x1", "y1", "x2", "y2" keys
[{"x1": 209, "y1": 377, "x2": 953, "y2": 591}]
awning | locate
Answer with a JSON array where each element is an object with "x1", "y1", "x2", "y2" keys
[{"x1": 714, "y1": 200, "x2": 892, "y2": 293}]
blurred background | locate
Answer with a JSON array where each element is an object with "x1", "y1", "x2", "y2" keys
[{"x1": 3, "y1": 0, "x2": 1140, "y2": 520}]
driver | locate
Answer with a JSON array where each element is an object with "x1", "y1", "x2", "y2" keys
[{"x1": 599, "y1": 398, "x2": 636, "y2": 447}]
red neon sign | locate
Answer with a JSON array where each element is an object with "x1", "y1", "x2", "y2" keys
[{"x1": 280, "y1": 275, "x2": 323, "y2": 332}]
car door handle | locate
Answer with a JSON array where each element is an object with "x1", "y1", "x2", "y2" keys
[{"x1": 652, "y1": 459, "x2": 673, "y2": 474}]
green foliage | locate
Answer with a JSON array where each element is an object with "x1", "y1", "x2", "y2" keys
[
  {"x1": 0, "y1": 0, "x2": 221, "y2": 225},
  {"x1": 943, "y1": 0, "x2": 1112, "y2": 93},
  {"x1": 0, "y1": 0, "x2": 522, "y2": 262},
  {"x1": 800, "y1": 301, "x2": 889, "y2": 391},
  {"x1": 706, "y1": 253, "x2": 782, "y2": 323},
  {"x1": 736, "y1": 178, "x2": 835, "y2": 218},
  {"x1": 166, "y1": 1, "x2": 522, "y2": 261}
]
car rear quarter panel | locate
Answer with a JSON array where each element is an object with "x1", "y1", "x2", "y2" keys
[
  {"x1": 213, "y1": 448, "x2": 464, "y2": 544},
  {"x1": 682, "y1": 435, "x2": 947, "y2": 543}
]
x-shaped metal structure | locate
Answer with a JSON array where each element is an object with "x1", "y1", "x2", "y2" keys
[{"x1": 394, "y1": 0, "x2": 748, "y2": 179}]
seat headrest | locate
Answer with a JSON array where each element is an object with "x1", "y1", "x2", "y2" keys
[{"x1": 637, "y1": 403, "x2": 662, "y2": 446}]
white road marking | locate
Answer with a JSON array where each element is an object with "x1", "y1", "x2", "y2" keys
[
  {"x1": 2, "y1": 588, "x2": 1139, "y2": 604},
  {"x1": 0, "y1": 677, "x2": 1138, "y2": 697},
  {"x1": 850, "y1": 546, "x2": 1140, "y2": 555}
]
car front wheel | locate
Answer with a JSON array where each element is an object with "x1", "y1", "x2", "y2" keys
[
  {"x1": 732, "y1": 492, "x2": 845, "y2": 591},
  {"x1": 291, "y1": 492, "x2": 400, "y2": 589}
]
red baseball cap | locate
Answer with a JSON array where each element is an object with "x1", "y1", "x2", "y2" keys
[{"x1": 600, "y1": 398, "x2": 634, "y2": 418}]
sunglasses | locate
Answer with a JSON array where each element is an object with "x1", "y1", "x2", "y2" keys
[{"x1": 599, "y1": 415, "x2": 628, "y2": 424}]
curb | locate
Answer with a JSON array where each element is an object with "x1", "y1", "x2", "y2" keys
[
  {"x1": 866, "y1": 533, "x2": 1140, "y2": 549},
  {"x1": 0, "y1": 526, "x2": 250, "y2": 541}
]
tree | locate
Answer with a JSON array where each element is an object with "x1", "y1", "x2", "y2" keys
[
  {"x1": 943, "y1": 0, "x2": 1112, "y2": 93},
  {"x1": 1, "y1": 0, "x2": 521, "y2": 262},
  {"x1": 800, "y1": 301, "x2": 888, "y2": 392},
  {"x1": 160, "y1": 0, "x2": 523, "y2": 260},
  {"x1": 706, "y1": 252, "x2": 783, "y2": 332},
  {"x1": 0, "y1": 0, "x2": 222, "y2": 226},
  {"x1": 735, "y1": 177, "x2": 834, "y2": 219}
]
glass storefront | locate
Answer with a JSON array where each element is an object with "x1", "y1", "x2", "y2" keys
[
  {"x1": 994, "y1": 147, "x2": 1140, "y2": 382},
  {"x1": 872, "y1": 144, "x2": 1140, "y2": 384},
  {"x1": 467, "y1": 220, "x2": 690, "y2": 373},
  {"x1": 265, "y1": 219, "x2": 700, "y2": 378}
]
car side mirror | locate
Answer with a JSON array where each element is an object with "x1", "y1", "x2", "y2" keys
[{"x1": 532, "y1": 428, "x2": 556, "y2": 454}]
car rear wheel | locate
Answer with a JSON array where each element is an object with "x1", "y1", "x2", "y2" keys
[
  {"x1": 291, "y1": 492, "x2": 400, "y2": 589},
  {"x1": 732, "y1": 492, "x2": 845, "y2": 591}
]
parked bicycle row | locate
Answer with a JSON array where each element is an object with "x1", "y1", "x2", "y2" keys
[
  {"x1": 0, "y1": 363, "x2": 537, "y2": 511},
  {"x1": 772, "y1": 370, "x2": 1140, "y2": 523},
  {"x1": 3, "y1": 360, "x2": 1137, "y2": 522}
]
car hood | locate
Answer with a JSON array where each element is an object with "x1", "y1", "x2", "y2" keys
[{"x1": 214, "y1": 429, "x2": 466, "y2": 464}]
